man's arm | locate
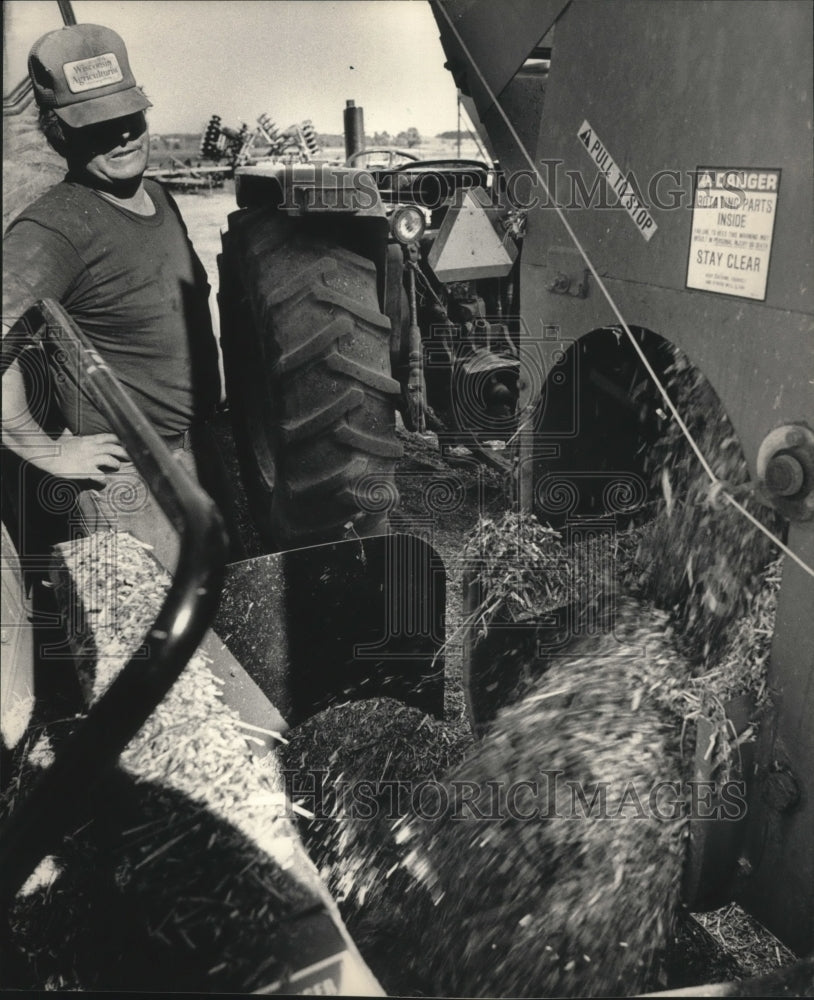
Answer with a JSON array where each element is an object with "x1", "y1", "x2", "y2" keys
[
  {"x1": 2, "y1": 318, "x2": 130, "y2": 483},
  {"x1": 2, "y1": 350, "x2": 128, "y2": 485},
  {"x1": 3, "y1": 221, "x2": 128, "y2": 483}
]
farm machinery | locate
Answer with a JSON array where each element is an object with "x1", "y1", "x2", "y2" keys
[
  {"x1": 2, "y1": 0, "x2": 814, "y2": 993},
  {"x1": 142, "y1": 110, "x2": 325, "y2": 192},
  {"x1": 200, "y1": 111, "x2": 323, "y2": 169},
  {"x1": 216, "y1": 0, "x2": 813, "y2": 959}
]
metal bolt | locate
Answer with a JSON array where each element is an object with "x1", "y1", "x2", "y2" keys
[
  {"x1": 736, "y1": 855, "x2": 753, "y2": 876},
  {"x1": 765, "y1": 453, "x2": 805, "y2": 497},
  {"x1": 550, "y1": 273, "x2": 571, "y2": 294}
]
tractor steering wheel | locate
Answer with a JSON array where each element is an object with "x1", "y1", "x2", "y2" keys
[
  {"x1": 346, "y1": 148, "x2": 421, "y2": 168},
  {"x1": 393, "y1": 157, "x2": 491, "y2": 172}
]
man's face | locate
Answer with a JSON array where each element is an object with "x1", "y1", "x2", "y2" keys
[{"x1": 67, "y1": 111, "x2": 150, "y2": 189}]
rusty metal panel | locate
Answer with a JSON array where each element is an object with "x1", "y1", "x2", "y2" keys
[
  {"x1": 430, "y1": 0, "x2": 566, "y2": 114},
  {"x1": 510, "y1": 0, "x2": 813, "y2": 953}
]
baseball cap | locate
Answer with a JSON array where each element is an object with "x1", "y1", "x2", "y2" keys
[{"x1": 28, "y1": 23, "x2": 152, "y2": 129}]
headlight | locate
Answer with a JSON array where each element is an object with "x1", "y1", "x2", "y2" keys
[{"x1": 391, "y1": 206, "x2": 426, "y2": 245}]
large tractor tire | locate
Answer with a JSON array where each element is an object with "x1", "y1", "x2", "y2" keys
[{"x1": 219, "y1": 213, "x2": 402, "y2": 550}]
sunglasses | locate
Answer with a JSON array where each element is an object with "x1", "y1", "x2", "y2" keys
[{"x1": 69, "y1": 111, "x2": 148, "y2": 151}]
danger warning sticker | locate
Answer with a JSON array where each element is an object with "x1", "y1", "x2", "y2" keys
[
  {"x1": 63, "y1": 52, "x2": 123, "y2": 93},
  {"x1": 577, "y1": 121, "x2": 657, "y2": 241},
  {"x1": 686, "y1": 167, "x2": 780, "y2": 301}
]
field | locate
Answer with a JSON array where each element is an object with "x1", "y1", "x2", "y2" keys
[{"x1": 149, "y1": 133, "x2": 486, "y2": 171}]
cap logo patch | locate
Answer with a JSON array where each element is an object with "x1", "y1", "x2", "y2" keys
[{"x1": 63, "y1": 52, "x2": 124, "y2": 93}]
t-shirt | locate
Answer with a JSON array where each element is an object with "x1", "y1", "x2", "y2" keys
[{"x1": 3, "y1": 177, "x2": 220, "y2": 437}]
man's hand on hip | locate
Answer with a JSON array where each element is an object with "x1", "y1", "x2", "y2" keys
[
  {"x1": 40, "y1": 430, "x2": 130, "y2": 486},
  {"x1": 3, "y1": 357, "x2": 128, "y2": 485}
]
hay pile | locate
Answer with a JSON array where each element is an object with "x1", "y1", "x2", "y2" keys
[
  {"x1": 279, "y1": 697, "x2": 473, "y2": 875},
  {"x1": 465, "y1": 510, "x2": 781, "y2": 784},
  {"x1": 3, "y1": 104, "x2": 66, "y2": 230},
  {"x1": 466, "y1": 347, "x2": 783, "y2": 779},
  {"x1": 3, "y1": 531, "x2": 362, "y2": 993},
  {"x1": 402, "y1": 599, "x2": 689, "y2": 998},
  {"x1": 633, "y1": 349, "x2": 783, "y2": 665},
  {"x1": 280, "y1": 551, "x2": 781, "y2": 997},
  {"x1": 279, "y1": 697, "x2": 474, "y2": 995},
  {"x1": 278, "y1": 354, "x2": 785, "y2": 997},
  {"x1": 282, "y1": 602, "x2": 691, "y2": 998}
]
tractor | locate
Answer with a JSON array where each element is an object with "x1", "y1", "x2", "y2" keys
[
  {"x1": 213, "y1": 0, "x2": 814, "y2": 960},
  {"x1": 216, "y1": 102, "x2": 524, "y2": 549}
]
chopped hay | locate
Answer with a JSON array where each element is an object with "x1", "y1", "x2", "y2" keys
[
  {"x1": 283, "y1": 601, "x2": 691, "y2": 997},
  {"x1": 3, "y1": 531, "x2": 359, "y2": 993},
  {"x1": 466, "y1": 512, "x2": 570, "y2": 631},
  {"x1": 694, "y1": 904, "x2": 797, "y2": 979},
  {"x1": 278, "y1": 696, "x2": 475, "y2": 996},
  {"x1": 281, "y1": 350, "x2": 787, "y2": 996},
  {"x1": 278, "y1": 698, "x2": 472, "y2": 918},
  {"x1": 281, "y1": 556, "x2": 783, "y2": 996},
  {"x1": 464, "y1": 346, "x2": 784, "y2": 784},
  {"x1": 402, "y1": 600, "x2": 690, "y2": 998},
  {"x1": 634, "y1": 348, "x2": 784, "y2": 666}
]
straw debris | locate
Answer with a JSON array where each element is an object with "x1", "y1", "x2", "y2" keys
[
  {"x1": 281, "y1": 351, "x2": 786, "y2": 996},
  {"x1": 3, "y1": 530, "x2": 345, "y2": 993}
]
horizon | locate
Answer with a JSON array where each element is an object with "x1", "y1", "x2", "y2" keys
[{"x1": 149, "y1": 125, "x2": 468, "y2": 140}]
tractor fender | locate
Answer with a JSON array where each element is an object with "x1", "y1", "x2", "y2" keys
[{"x1": 235, "y1": 162, "x2": 387, "y2": 217}]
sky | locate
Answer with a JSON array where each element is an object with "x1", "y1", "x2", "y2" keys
[{"x1": 3, "y1": 0, "x2": 463, "y2": 137}]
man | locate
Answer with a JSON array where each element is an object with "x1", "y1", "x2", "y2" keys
[{"x1": 2, "y1": 22, "x2": 240, "y2": 570}]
